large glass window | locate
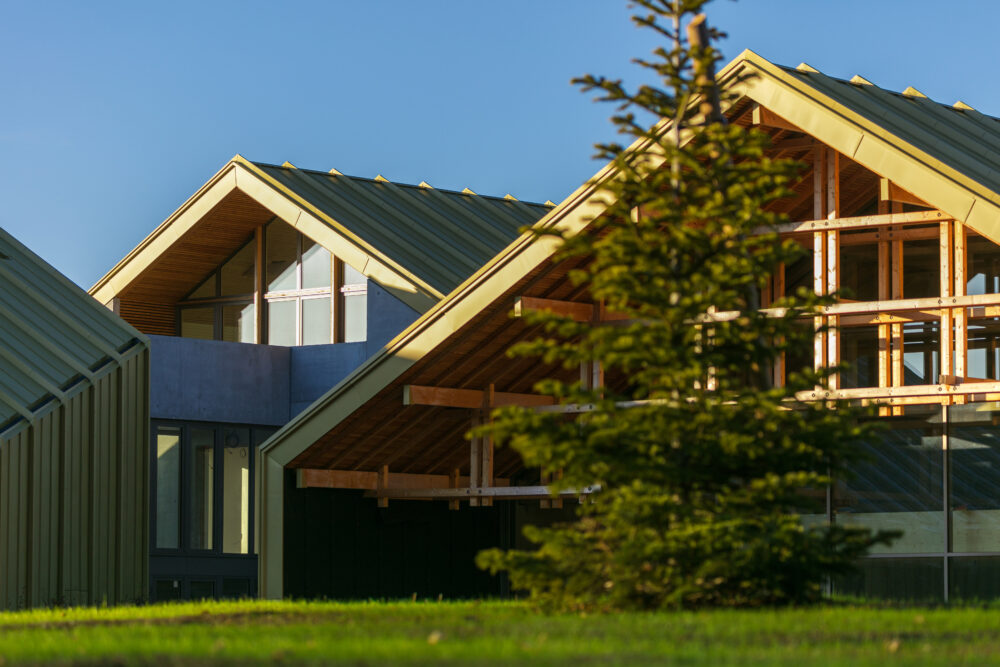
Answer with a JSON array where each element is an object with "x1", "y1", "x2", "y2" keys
[
  {"x1": 841, "y1": 325, "x2": 878, "y2": 388},
  {"x1": 840, "y1": 242, "x2": 878, "y2": 302},
  {"x1": 901, "y1": 236, "x2": 940, "y2": 299},
  {"x1": 967, "y1": 234, "x2": 1000, "y2": 296},
  {"x1": 262, "y1": 220, "x2": 367, "y2": 345},
  {"x1": 949, "y1": 403, "x2": 1000, "y2": 553},
  {"x1": 834, "y1": 409, "x2": 944, "y2": 554},
  {"x1": 155, "y1": 427, "x2": 182, "y2": 549},
  {"x1": 903, "y1": 321, "x2": 940, "y2": 385},
  {"x1": 179, "y1": 236, "x2": 256, "y2": 343},
  {"x1": 176, "y1": 220, "x2": 368, "y2": 345},
  {"x1": 151, "y1": 422, "x2": 273, "y2": 556},
  {"x1": 190, "y1": 428, "x2": 214, "y2": 551},
  {"x1": 222, "y1": 429, "x2": 251, "y2": 554}
]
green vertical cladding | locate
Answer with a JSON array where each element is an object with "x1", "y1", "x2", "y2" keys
[
  {"x1": 0, "y1": 224, "x2": 151, "y2": 609},
  {"x1": 0, "y1": 347, "x2": 148, "y2": 609}
]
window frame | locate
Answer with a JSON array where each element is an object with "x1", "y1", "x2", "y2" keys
[{"x1": 150, "y1": 421, "x2": 273, "y2": 558}]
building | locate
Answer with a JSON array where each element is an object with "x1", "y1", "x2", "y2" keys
[
  {"x1": 256, "y1": 51, "x2": 1000, "y2": 603},
  {"x1": 0, "y1": 226, "x2": 149, "y2": 609},
  {"x1": 89, "y1": 156, "x2": 552, "y2": 600}
]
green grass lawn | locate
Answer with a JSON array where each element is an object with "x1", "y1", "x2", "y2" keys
[{"x1": 1, "y1": 599, "x2": 1000, "y2": 665}]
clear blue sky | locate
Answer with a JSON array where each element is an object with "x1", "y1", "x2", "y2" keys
[{"x1": 2, "y1": 0, "x2": 998, "y2": 288}]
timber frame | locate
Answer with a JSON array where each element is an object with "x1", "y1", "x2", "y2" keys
[{"x1": 257, "y1": 50, "x2": 1000, "y2": 599}]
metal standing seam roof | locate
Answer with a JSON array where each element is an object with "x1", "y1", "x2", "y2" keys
[
  {"x1": 251, "y1": 162, "x2": 554, "y2": 297},
  {"x1": 774, "y1": 63, "x2": 1000, "y2": 196},
  {"x1": 0, "y1": 226, "x2": 148, "y2": 433}
]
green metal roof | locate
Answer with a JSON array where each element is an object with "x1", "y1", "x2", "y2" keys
[
  {"x1": 251, "y1": 162, "x2": 553, "y2": 296},
  {"x1": 775, "y1": 63, "x2": 1000, "y2": 195},
  {"x1": 0, "y1": 227, "x2": 148, "y2": 433}
]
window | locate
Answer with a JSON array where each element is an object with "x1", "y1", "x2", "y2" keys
[
  {"x1": 155, "y1": 427, "x2": 181, "y2": 549},
  {"x1": 177, "y1": 219, "x2": 367, "y2": 345},
  {"x1": 151, "y1": 422, "x2": 275, "y2": 556},
  {"x1": 262, "y1": 220, "x2": 367, "y2": 346},
  {"x1": 178, "y1": 239, "x2": 256, "y2": 344}
]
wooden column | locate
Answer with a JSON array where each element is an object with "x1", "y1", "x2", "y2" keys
[
  {"x1": 890, "y1": 201, "x2": 905, "y2": 414},
  {"x1": 940, "y1": 221, "x2": 954, "y2": 384},
  {"x1": 469, "y1": 415, "x2": 482, "y2": 508},
  {"x1": 877, "y1": 200, "x2": 891, "y2": 415},
  {"x1": 480, "y1": 385, "x2": 495, "y2": 507},
  {"x1": 812, "y1": 147, "x2": 828, "y2": 382},
  {"x1": 954, "y1": 221, "x2": 968, "y2": 400},
  {"x1": 825, "y1": 150, "x2": 840, "y2": 389},
  {"x1": 254, "y1": 226, "x2": 265, "y2": 344}
]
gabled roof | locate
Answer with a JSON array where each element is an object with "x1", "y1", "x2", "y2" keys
[
  {"x1": 255, "y1": 162, "x2": 553, "y2": 297},
  {"x1": 0, "y1": 226, "x2": 147, "y2": 434},
  {"x1": 258, "y1": 49, "x2": 1000, "y2": 469},
  {"x1": 89, "y1": 156, "x2": 552, "y2": 313},
  {"x1": 733, "y1": 51, "x2": 1000, "y2": 242}
]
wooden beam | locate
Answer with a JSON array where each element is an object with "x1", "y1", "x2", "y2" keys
[
  {"x1": 365, "y1": 485, "x2": 598, "y2": 501},
  {"x1": 880, "y1": 178, "x2": 929, "y2": 207},
  {"x1": 254, "y1": 225, "x2": 264, "y2": 344},
  {"x1": 939, "y1": 375, "x2": 994, "y2": 386},
  {"x1": 752, "y1": 105, "x2": 802, "y2": 132},
  {"x1": 513, "y1": 296, "x2": 630, "y2": 323},
  {"x1": 705, "y1": 292, "x2": 1000, "y2": 323},
  {"x1": 797, "y1": 381, "x2": 1000, "y2": 401},
  {"x1": 296, "y1": 468, "x2": 510, "y2": 490},
  {"x1": 766, "y1": 209, "x2": 951, "y2": 235},
  {"x1": 403, "y1": 385, "x2": 555, "y2": 409}
]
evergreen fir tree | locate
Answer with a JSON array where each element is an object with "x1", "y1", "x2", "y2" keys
[{"x1": 476, "y1": 0, "x2": 897, "y2": 610}]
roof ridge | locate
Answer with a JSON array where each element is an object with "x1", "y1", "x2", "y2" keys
[{"x1": 251, "y1": 160, "x2": 552, "y2": 207}]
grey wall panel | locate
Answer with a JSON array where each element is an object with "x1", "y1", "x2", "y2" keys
[
  {"x1": 149, "y1": 336, "x2": 291, "y2": 426},
  {"x1": 288, "y1": 343, "x2": 366, "y2": 418},
  {"x1": 366, "y1": 285, "x2": 419, "y2": 357}
]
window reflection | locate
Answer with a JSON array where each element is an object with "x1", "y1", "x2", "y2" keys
[
  {"x1": 967, "y1": 235, "x2": 1000, "y2": 296},
  {"x1": 155, "y1": 427, "x2": 181, "y2": 549},
  {"x1": 968, "y1": 318, "x2": 1000, "y2": 380},
  {"x1": 949, "y1": 403, "x2": 1000, "y2": 553},
  {"x1": 841, "y1": 325, "x2": 878, "y2": 388},
  {"x1": 902, "y1": 237, "x2": 940, "y2": 299},
  {"x1": 266, "y1": 222, "x2": 298, "y2": 292},
  {"x1": 190, "y1": 429, "x2": 214, "y2": 551},
  {"x1": 222, "y1": 429, "x2": 250, "y2": 554},
  {"x1": 903, "y1": 322, "x2": 939, "y2": 385},
  {"x1": 834, "y1": 409, "x2": 944, "y2": 554}
]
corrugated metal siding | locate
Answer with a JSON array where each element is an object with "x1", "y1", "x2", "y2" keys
[
  {"x1": 779, "y1": 66, "x2": 1000, "y2": 193},
  {"x1": 0, "y1": 226, "x2": 149, "y2": 609},
  {"x1": 254, "y1": 163, "x2": 552, "y2": 296}
]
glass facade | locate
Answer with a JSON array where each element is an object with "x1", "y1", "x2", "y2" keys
[
  {"x1": 151, "y1": 422, "x2": 273, "y2": 557},
  {"x1": 150, "y1": 422, "x2": 276, "y2": 601},
  {"x1": 178, "y1": 219, "x2": 367, "y2": 345},
  {"x1": 816, "y1": 403, "x2": 1000, "y2": 601}
]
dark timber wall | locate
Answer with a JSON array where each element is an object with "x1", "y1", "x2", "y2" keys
[{"x1": 283, "y1": 474, "x2": 513, "y2": 600}]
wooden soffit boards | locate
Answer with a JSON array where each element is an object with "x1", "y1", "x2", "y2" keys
[
  {"x1": 89, "y1": 157, "x2": 439, "y2": 313},
  {"x1": 728, "y1": 50, "x2": 1000, "y2": 244}
]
